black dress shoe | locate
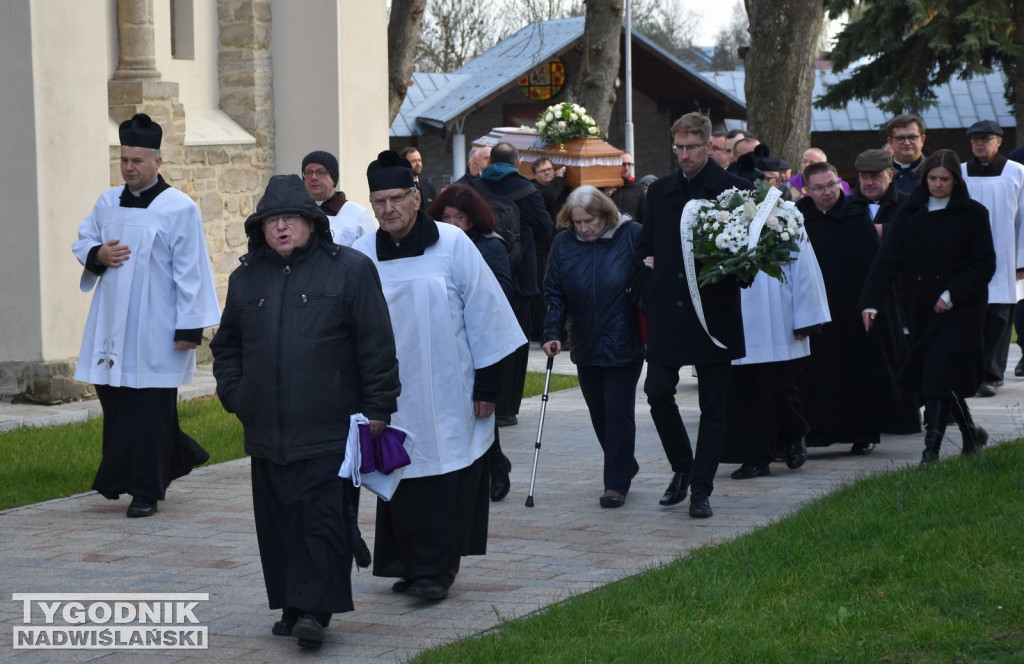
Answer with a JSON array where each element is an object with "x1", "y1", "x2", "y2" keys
[
  {"x1": 599, "y1": 491, "x2": 626, "y2": 508},
  {"x1": 850, "y1": 441, "x2": 875, "y2": 455},
  {"x1": 786, "y1": 439, "x2": 807, "y2": 469},
  {"x1": 496, "y1": 415, "x2": 518, "y2": 427},
  {"x1": 392, "y1": 579, "x2": 412, "y2": 594},
  {"x1": 658, "y1": 472, "x2": 689, "y2": 506},
  {"x1": 1015, "y1": 357, "x2": 1024, "y2": 377},
  {"x1": 292, "y1": 615, "x2": 325, "y2": 649},
  {"x1": 406, "y1": 577, "x2": 448, "y2": 600},
  {"x1": 126, "y1": 497, "x2": 158, "y2": 518},
  {"x1": 688, "y1": 491, "x2": 713, "y2": 518},
  {"x1": 730, "y1": 463, "x2": 770, "y2": 480},
  {"x1": 490, "y1": 452, "x2": 512, "y2": 502}
]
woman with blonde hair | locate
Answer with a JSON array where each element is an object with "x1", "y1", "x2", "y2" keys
[{"x1": 543, "y1": 186, "x2": 644, "y2": 507}]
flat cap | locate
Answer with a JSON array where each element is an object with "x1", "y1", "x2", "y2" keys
[
  {"x1": 966, "y1": 119, "x2": 1003, "y2": 137},
  {"x1": 854, "y1": 148, "x2": 893, "y2": 173}
]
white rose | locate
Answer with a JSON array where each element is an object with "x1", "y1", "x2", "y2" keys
[
  {"x1": 546, "y1": 113, "x2": 555, "y2": 122},
  {"x1": 780, "y1": 231, "x2": 791, "y2": 241},
  {"x1": 570, "y1": 113, "x2": 578, "y2": 121},
  {"x1": 537, "y1": 121, "x2": 546, "y2": 132},
  {"x1": 716, "y1": 210, "x2": 730, "y2": 222},
  {"x1": 558, "y1": 121, "x2": 566, "y2": 130},
  {"x1": 766, "y1": 216, "x2": 780, "y2": 230},
  {"x1": 588, "y1": 126, "x2": 598, "y2": 135}
]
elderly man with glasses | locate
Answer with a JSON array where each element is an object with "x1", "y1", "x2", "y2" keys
[
  {"x1": 352, "y1": 150, "x2": 524, "y2": 602},
  {"x1": 632, "y1": 112, "x2": 752, "y2": 519},
  {"x1": 211, "y1": 174, "x2": 401, "y2": 650}
]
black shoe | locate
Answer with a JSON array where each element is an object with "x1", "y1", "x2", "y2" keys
[
  {"x1": 850, "y1": 441, "x2": 875, "y2": 455},
  {"x1": 786, "y1": 439, "x2": 807, "y2": 469},
  {"x1": 920, "y1": 448, "x2": 940, "y2": 466},
  {"x1": 392, "y1": 579, "x2": 412, "y2": 594},
  {"x1": 490, "y1": 452, "x2": 512, "y2": 502},
  {"x1": 292, "y1": 615, "x2": 325, "y2": 649},
  {"x1": 599, "y1": 491, "x2": 626, "y2": 508},
  {"x1": 658, "y1": 472, "x2": 689, "y2": 506},
  {"x1": 126, "y1": 497, "x2": 158, "y2": 518},
  {"x1": 98, "y1": 491, "x2": 121, "y2": 501},
  {"x1": 272, "y1": 608, "x2": 299, "y2": 636},
  {"x1": 976, "y1": 382, "x2": 998, "y2": 397},
  {"x1": 688, "y1": 491, "x2": 713, "y2": 518},
  {"x1": 496, "y1": 415, "x2": 518, "y2": 427},
  {"x1": 730, "y1": 463, "x2": 770, "y2": 480},
  {"x1": 1015, "y1": 357, "x2": 1024, "y2": 377},
  {"x1": 406, "y1": 577, "x2": 448, "y2": 601}
]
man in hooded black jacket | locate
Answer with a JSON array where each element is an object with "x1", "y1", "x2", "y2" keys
[{"x1": 211, "y1": 175, "x2": 400, "y2": 651}]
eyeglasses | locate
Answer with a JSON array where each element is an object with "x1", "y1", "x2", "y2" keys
[
  {"x1": 891, "y1": 134, "x2": 922, "y2": 143},
  {"x1": 672, "y1": 143, "x2": 705, "y2": 154},
  {"x1": 808, "y1": 181, "x2": 839, "y2": 194},
  {"x1": 970, "y1": 135, "x2": 999, "y2": 143},
  {"x1": 302, "y1": 169, "x2": 330, "y2": 179},
  {"x1": 370, "y1": 189, "x2": 416, "y2": 210},
  {"x1": 263, "y1": 214, "x2": 303, "y2": 228}
]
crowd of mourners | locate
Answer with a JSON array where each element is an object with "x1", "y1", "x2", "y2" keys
[{"x1": 73, "y1": 110, "x2": 1022, "y2": 650}]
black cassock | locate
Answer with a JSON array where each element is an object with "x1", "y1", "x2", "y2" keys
[{"x1": 797, "y1": 193, "x2": 921, "y2": 446}]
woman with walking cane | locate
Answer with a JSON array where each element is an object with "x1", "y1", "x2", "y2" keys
[
  {"x1": 860, "y1": 149, "x2": 996, "y2": 465},
  {"x1": 543, "y1": 186, "x2": 645, "y2": 508}
]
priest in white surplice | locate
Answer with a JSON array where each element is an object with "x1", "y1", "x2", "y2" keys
[
  {"x1": 353, "y1": 151, "x2": 524, "y2": 601},
  {"x1": 72, "y1": 113, "x2": 221, "y2": 518},
  {"x1": 960, "y1": 120, "x2": 1024, "y2": 397}
]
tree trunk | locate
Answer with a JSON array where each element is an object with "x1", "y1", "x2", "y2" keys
[
  {"x1": 743, "y1": 0, "x2": 826, "y2": 166},
  {"x1": 573, "y1": 0, "x2": 623, "y2": 134},
  {"x1": 388, "y1": 0, "x2": 427, "y2": 124}
]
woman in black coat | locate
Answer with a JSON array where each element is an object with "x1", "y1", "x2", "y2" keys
[
  {"x1": 543, "y1": 186, "x2": 644, "y2": 508},
  {"x1": 860, "y1": 150, "x2": 996, "y2": 465},
  {"x1": 428, "y1": 186, "x2": 513, "y2": 500}
]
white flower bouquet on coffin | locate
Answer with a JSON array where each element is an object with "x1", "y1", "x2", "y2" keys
[
  {"x1": 685, "y1": 182, "x2": 804, "y2": 288},
  {"x1": 534, "y1": 102, "x2": 601, "y2": 146}
]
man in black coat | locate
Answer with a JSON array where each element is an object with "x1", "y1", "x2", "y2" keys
[
  {"x1": 211, "y1": 175, "x2": 400, "y2": 650},
  {"x1": 634, "y1": 112, "x2": 751, "y2": 519},
  {"x1": 479, "y1": 142, "x2": 554, "y2": 426},
  {"x1": 400, "y1": 146, "x2": 438, "y2": 212},
  {"x1": 797, "y1": 162, "x2": 920, "y2": 456},
  {"x1": 848, "y1": 148, "x2": 908, "y2": 239}
]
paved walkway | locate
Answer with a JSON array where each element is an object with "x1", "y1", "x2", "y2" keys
[{"x1": 2, "y1": 346, "x2": 1023, "y2": 663}]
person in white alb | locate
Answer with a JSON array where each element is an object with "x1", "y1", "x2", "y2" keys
[
  {"x1": 959, "y1": 120, "x2": 1024, "y2": 397},
  {"x1": 301, "y1": 150, "x2": 376, "y2": 247},
  {"x1": 72, "y1": 113, "x2": 221, "y2": 518}
]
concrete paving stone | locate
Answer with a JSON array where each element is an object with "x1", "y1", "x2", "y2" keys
[{"x1": 4, "y1": 350, "x2": 1024, "y2": 662}]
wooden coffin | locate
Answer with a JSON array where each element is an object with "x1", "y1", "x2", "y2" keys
[{"x1": 473, "y1": 128, "x2": 624, "y2": 188}]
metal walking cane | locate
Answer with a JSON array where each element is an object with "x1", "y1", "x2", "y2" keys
[{"x1": 525, "y1": 342, "x2": 557, "y2": 508}]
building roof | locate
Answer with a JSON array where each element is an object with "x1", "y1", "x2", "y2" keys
[
  {"x1": 391, "y1": 17, "x2": 746, "y2": 137},
  {"x1": 700, "y1": 67, "x2": 1014, "y2": 132}
]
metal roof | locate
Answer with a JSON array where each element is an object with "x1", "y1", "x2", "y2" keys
[
  {"x1": 390, "y1": 17, "x2": 747, "y2": 137},
  {"x1": 700, "y1": 67, "x2": 1014, "y2": 132}
]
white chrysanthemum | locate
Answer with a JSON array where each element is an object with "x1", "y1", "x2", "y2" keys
[
  {"x1": 766, "y1": 215, "x2": 780, "y2": 231},
  {"x1": 780, "y1": 231, "x2": 790, "y2": 241}
]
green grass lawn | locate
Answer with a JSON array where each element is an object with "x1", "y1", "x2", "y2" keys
[
  {"x1": 0, "y1": 371, "x2": 579, "y2": 511},
  {"x1": 411, "y1": 442, "x2": 1024, "y2": 663}
]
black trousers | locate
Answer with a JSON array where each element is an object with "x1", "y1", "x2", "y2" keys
[
  {"x1": 644, "y1": 361, "x2": 731, "y2": 497},
  {"x1": 93, "y1": 385, "x2": 208, "y2": 501},
  {"x1": 577, "y1": 362, "x2": 645, "y2": 494},
  {"x1": 497, "y1": 294, "x2": 531, "y2": 418},
  {"x1": 373, "y1": 454, "x2": 489, "y2": 589},
  {"x1": 982, "y1": 303, "x2": 1015, "y2": 383},
  {"x1": 250, "y1": 454, "x2": 354, "y2": 617},
  {"x1": 722, "y1": 359, "x2": 808, "y2": 466}
]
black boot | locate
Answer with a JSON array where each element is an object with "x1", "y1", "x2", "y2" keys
[
  {"x1": 489, "y1": 438, "x2": 511, "y2": 502},
  {"x1": 950, "y1": 394, "x2": 988, "y2": 455},
  {"x1": 921, "y1": 399, "x2": 949, "y2": 466}
]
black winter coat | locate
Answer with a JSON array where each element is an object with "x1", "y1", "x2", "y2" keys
[
  {"x1": 633, "y1": 162, "x2": 751, "y2": 367},
  {"x1": 210, "y1": 238, "x2": 401, "y2": 464},
  {"x1": 544, "y1": 220, "x2": 645, "y2": 367},
  {"x1": 859, "y1": 183, "x2": 995, "y2": 399}
]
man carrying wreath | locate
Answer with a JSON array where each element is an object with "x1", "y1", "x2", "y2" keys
[{"x1": 633, "y1": 112, "x2": 752, "y2": 518}]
